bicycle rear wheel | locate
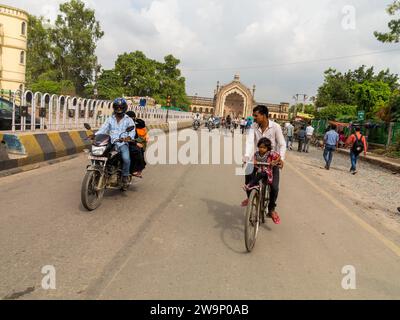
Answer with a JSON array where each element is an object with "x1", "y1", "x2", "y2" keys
[{"x1": 245, "y1": 190, "x2": 260, "y2": 252}]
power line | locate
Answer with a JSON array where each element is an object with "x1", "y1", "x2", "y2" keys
[{"x1": 182, "y1": 48, "x2": 400, "y2": 72}]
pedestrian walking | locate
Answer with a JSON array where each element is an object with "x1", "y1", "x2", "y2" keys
[
  {"x1": 323, "y1": 124, "x2": 339, "y2": 170},
  {"x1": 240, "y1": 118, "x2": 247, "y2": 134},
  {"x1": 345, "y1": 127, "x2": 367, "y2": 175},
  {"x1": 286, "y1": 121, "x2": 294, "y2": 150},
  {"x1": 303, "y1": 123, "x2": 315, "y2": 153},
  {"x1": 297, "y1": 126, "x2": 306, "y2": 152}
]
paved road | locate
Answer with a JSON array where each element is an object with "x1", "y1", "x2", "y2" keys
[{"x1": 0, "y1": 129, "x2": 399, "y2": 300}]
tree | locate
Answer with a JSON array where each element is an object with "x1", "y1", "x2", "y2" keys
[
  {"x1": 26, "y1": 15, "x2": 53, "y2": 86},
  {"x1": 315, "y1": 104, "x2": 358, "y2": 121},
  {"x1": 315, "y1": 69, "x2": 354, "y2": 109},
  {"x1": 115, "y1": 51, "x2": 160, "y2": 97},
  {"x1": 51, "y1": 0, "x2": 104, "y2": 94},
  {"x1": 30, "y1": 80, "x2": 75, "y2": 96},
  {"x1": 113, "y1": 51, "x2": 189, "y2": 108},
  {"x1": 374, "y1": 0, "x2": 400, "y2": 43},
  {"x1": 315, "y1": 66, "x2": 399, "y2": 115},
  {"x1": 93, "y1": 69, "x2": 124, "y2": 100},
  {"x1": 352, "y1": 81, "x2": 391, "y2": 117}
]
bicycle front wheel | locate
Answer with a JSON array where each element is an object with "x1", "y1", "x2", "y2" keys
[{"x1": 245, "y1": 190, "x2": 260, "y2": 252}]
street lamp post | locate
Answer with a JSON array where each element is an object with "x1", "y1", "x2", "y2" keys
[{"x1": 166, "y1": 95, "x2": 171, "y2": 123}]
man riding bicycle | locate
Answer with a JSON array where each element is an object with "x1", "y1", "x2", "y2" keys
[
  {"x1": 242, "y1": 105, "x2": 286, "y2": 224},
  {"x1": 95, "y1": 98, "x2": 136, "y2": 189}
]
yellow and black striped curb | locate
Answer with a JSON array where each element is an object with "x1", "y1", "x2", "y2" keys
[
  {"x1": 0, "y1": 130, "x2": 93, "y2": 171},
  {"x1": 0, "y1": 121, "x2": 193, "y2": 172}
]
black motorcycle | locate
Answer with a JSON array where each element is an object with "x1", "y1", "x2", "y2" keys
[
  {"x1": 81, "y1": 123, "x2": 136, "y2": 211},
  {"x1": 193, "y1": 119, "x2": 201, "y2": 131}
]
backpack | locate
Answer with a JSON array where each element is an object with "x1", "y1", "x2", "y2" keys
[{"x1": 351, "y1": 134, "x2": 364, "y2": 155}]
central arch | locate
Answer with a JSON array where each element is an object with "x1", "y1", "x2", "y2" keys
[{"x1": 223, "y1": 92, "x2": 245, "y2": 118}]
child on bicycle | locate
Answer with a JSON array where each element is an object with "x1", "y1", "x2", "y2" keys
[{"x1": 243, "y1": 137, "x2": 283, "y2": 191}]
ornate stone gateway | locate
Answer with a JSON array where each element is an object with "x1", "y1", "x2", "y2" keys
[
  {"x1": 214, "y1": 75, "x2": 255, "y2": 118},
  {"x1": 188, "y1": 74, "x2": 289, "y2": 120}
]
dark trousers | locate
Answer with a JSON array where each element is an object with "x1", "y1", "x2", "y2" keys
[
  {"x1": 350, "y1": 151, "x2": 359, "y2": 171},
  {"x1": 248, "y1": 171, "x2": 268, "y2": 188},
  {"x1": 298, "y1": 139, "x2": 305, "y2": 152},
  {"x1": 129, "y1": 144, "x2": 146, "y2": 174},
  {"x1": 323, "y1": 144, "x2": 336, "y2": 168},
  {"x1": 245, "y1": 166, "x2": 280, "y2": 213}
]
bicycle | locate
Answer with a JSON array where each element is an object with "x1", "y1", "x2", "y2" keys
[{"x1": 244, "y1": 162, "x2": 271, "y2": 252}]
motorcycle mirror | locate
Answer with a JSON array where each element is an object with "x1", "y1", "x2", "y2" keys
[
  {"x1": 84, "y1": 123, "x2": 92, "y2": 131},
  {"x1": 126, "y1": 126, "x2": 135, "y2": 133}
]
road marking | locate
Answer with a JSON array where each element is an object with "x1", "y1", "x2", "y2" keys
[{"x1": 286, "y1": 161, "x2": 400, "y2": 257}]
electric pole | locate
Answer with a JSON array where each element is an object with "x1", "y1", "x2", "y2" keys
[{"x1": 292, "y1": 94, "x2": 308, "y2": 118}]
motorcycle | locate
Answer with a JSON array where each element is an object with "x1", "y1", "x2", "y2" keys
[
  {"x1": 81, "y1": 123, "x2": 136, "y2": 211},
  {"x1": 193, "y1": 119, "x2": 201, "y2": 131},
  {"x1": 207, "y1": 121, "x2": 215, "y2": 132}
]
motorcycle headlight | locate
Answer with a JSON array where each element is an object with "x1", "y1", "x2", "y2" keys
[{"x1": 92, "y1": 146, "x2": 107, "y2": 156}]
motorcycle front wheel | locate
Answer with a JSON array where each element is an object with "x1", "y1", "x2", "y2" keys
[{"x1": 81, "y1": 171, "x2": 105, "y2": 211}]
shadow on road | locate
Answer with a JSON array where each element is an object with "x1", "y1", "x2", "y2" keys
[{"x1": 202, "y1": 198, "x2": 272, "y2": 254}]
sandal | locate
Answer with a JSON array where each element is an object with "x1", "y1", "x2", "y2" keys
[
  {"x1": 270, "y1": 211, "x2": 281, "y2": 225},
  {"x1": 132, "y1": 172, "x2": 143, "y2": 178}
]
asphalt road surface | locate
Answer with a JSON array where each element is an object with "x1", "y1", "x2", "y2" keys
[{"x1": 0, "y1": 128, "x2": 399, "y2": 300}]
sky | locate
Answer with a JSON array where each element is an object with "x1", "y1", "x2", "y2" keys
[{"x1": 4, "y1": 0, "x2": 400, "y2": 104}]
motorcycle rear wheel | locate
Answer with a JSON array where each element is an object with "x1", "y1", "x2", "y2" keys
[{"x1": 81, "y1": 171, "x2": 105, "y2": 211}]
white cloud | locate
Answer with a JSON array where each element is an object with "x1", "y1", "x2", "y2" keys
[{"x1": 3, "y1": 0, "x2": 400, "y2": 103}]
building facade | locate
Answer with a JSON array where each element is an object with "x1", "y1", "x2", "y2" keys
[
  {"x1": 188, "y1": 95, "x2": 214, "y2": 115},
  {"x1": 189, "y1": 75, "x2": 289, "y2": 120},
  {"x1": 0, "y1": 4, "x2": 28, "y2": 92}
]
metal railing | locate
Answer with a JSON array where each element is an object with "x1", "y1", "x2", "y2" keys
[{"x1": 3, "y1": 90, "x2": 193, "y2": 132}]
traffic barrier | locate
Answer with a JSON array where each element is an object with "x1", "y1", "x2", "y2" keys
[{"x1": 4, "y1": 90, "x2": 193, "y2": 133}]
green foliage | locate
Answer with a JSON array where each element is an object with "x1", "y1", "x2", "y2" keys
[
  {"x1": 113, "y1": 51, "x2": 189, "y2": 108},
  {"x1": 26, "y1": 0, "x2": 103, "y2": 95},
  {"x1": 51, "y1": 0, "x2": 104, "y2": 94},
  {"x1": 26, "y1": 2, "x2": 190, "y2": 109},
  {"x1": 315, "y1": 66, "x2": 399, "y2": 121},
  {"x1": 30, "y1": 80, "x2": 76, "y2": 96},
  {"x1": 315, "y1": 104, "x2": 357, "y2": 121},
  {"x1": 375, "y1": 0, "x2": 400, "y2": 43},
  {"x1": 26, "y1": 15, "x2": 53, "y2": 86},
  {"x1": 352, "y1": 81, "x2": 391, "y2": 117},
  {"x1": 91, "y1": 70, "x2": 124, "y2": 100}
]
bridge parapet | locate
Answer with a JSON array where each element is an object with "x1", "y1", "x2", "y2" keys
[{"x1": 2, "y1": 90, "x2": 193, "y2": 133}]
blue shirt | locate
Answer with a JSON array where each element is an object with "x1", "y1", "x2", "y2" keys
[
  {"x1": 324, "y1": 130, "x2": 339, "y2": 146},
  {"x1": 96, "y1": 114, "x2": 136, "y2": 147}
]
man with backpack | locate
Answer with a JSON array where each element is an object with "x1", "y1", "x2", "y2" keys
[{"x1": 346, "y1": 127, "x2": 368, "y2": 175}]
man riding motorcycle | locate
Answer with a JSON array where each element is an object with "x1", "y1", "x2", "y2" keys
[
  {"x1": 193, "y1": 113, "x2": 201, "y2": 129},
  {"x1": 95, "y1": 98, "x2": 136, "y2": 189},
  {"x1": 207, "y1": 115, "x2": 215, "y2": 130}
]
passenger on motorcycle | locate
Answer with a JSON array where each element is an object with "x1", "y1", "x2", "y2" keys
[{"x1": 95, "y1": 98, "x2": 136, "y2": 188}]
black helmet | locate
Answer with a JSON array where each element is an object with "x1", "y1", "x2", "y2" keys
[
  {"x1": 126, "y1": 111, "x2": 136, "y2": 119},
  {"x1": 135, "y1": 119, "x2": 146, "y2": 129},
  {"x1": 113, "y1": 98, "x2": 128, "y2": 115}
]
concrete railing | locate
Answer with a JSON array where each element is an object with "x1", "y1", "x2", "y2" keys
[{"x1": 5, "y1": 90, "x2": 193, "y2": 132}]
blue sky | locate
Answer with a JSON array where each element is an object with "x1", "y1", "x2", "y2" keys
[{"x1": 5, "y1": 0, "x2": 400, "y2": 104}]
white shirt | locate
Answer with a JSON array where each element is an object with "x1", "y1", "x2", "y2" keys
[
  {"x1": 245, "y1": 121, "x2": 287, "y2": 160},
  {"x1": 306, "y1": 126, "x2": 315, "y2": 136}
]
